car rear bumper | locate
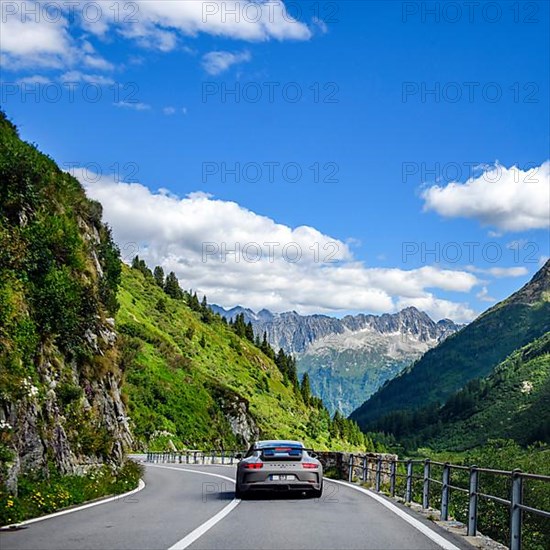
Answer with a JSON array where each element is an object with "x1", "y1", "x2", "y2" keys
[{"x1": 238, "y1": 472, "x2": 322, "y2": 492}]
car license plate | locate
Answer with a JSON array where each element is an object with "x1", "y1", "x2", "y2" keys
[{"x1": 271, "y1": 474, "x2": 294, "y2": 481}]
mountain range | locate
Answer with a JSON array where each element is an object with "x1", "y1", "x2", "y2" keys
[{"x1": 211, "y1": 305, "x2": 462, "y2": 415}]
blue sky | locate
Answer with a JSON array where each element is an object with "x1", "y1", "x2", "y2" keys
[{"x1": 1, "y1": 0, "x2": 549, "y2": 321}]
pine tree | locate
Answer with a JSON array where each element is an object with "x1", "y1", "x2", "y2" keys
[
  {"x1": 260, "y1": 332, "x2": 275, "y2": 359},
  {"x1": 189, "y1": 292, "x2": 201, "y2": 312},
  {"x1": 164, "y1": 271, "x2": 183, "y2": 299},
  {"x1": 153, "y1": 266, "x2": 165, "y2": 288},
  {"x1": 200, "y1": 295, "x2": 212, "y2": 323},
  {"x1": 300, "y1": 373, "x2": 311, "y2": 405},
  {"x1": 131, "y1": 255, "x2": 153, "y2": 278},
  {"x1": 233, "y1": 313, "x2": 247, "y2": 338},
  {"x1": 245, "y1": 321, "x2": 255, "y2": 343}
]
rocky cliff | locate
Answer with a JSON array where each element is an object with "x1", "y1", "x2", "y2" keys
[{"x1": 0, "y1": 112, "x2": 132, "y2": 494}]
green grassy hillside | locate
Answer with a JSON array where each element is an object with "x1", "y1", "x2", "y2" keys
[
  {"x1": 413, "y1": 332, "x2": 550, "y2": 450},
  {"x1": 117, "y1": 264, "x2": 371, "y2": 451},
  {"x1": 351, "y1": 261, "x2": 550, "y2": 430}
]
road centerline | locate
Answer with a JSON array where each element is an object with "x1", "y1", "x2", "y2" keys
[{"x1": 145, "y1": 464, "x2": 241, "y2": 550}]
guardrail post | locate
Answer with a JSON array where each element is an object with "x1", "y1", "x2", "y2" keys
[
  {"x1": 201, "y1": 451, "x2": 205, "y2": 465},
  {"x1": 212, "y1": 450, "x2": 215, "y2": 465},
  {"x1": 423, "y1": 459, "x2": 431, "y2": 509},
  {"x1": 221, "y1": 450, "x2": 225, "y2": 465},
  {"x1": 376, "y1": 457, "x2": 382, "y2": 492},
  {"x1": 390, "y1": 460, "x2": 396, "y2": 497},
  {"x1": 405, "y1": 460, "x2": 413, "y2": 503},
  {"x1": 510, "y1": 469, "x2": 523, "y2": 550},
  {"x1": 441, "y1": 463, "x2": 450, "y2": 521},
  {"x1": 348, "y1": 454, "x2": 354, "y2": 482},
  {"x1": 467, "y1": 466, "x2": 479, "y2": 537},
  {"x1": 362, "y1": 455, "x2": 367, "y2": 482}
]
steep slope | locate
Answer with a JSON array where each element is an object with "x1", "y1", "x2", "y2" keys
[
  {"x1": 0, "y1": 112, "x2": 132, "y2": 494},
  {"x1": 117, "y1": 265, "x2": 370, "y2": 451},
  {"x1": 351, "y1": 261, "x2": 550, "y2": 429},
  {"x1": 215, "y1": 306, "x2": 461, "y2": 415},
  {"x1": 418, "y1": 332, "x2": 550, "y2": 450}
]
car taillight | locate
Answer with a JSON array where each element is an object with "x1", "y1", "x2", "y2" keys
[
  {"x1": 244, "y1": 463, "x2": 263, "y2": 469},
  {"x1": 302, "y1": 463, "x2": 318, "y2": 469}
]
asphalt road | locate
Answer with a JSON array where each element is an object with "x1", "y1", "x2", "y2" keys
[{"x1": 1, "y1": 462, "x2": 471, "y2": 550}]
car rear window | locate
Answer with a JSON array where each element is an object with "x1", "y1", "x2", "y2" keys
[{"x1": 258, "y1": 444, "x2": 303, "y2": 460}]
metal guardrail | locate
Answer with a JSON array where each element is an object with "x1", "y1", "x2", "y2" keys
[
  {"x1": 146, "y1": 450, "x2": 244, "y2": 466},
  {"x1": 347, "y1": 454, "x2": 550, "y2": 550}
]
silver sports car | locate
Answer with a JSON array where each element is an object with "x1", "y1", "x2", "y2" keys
[{"x1": 235, "y1": 440, "x2": 323, "y2": 498}]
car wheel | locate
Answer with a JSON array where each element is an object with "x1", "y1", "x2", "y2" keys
[{"x1": 235, "y1": 485, "x2": 245, "y2": 499}]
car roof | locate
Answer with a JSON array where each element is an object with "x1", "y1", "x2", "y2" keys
[{"x1": 254, "y1": 440, "x2": 304, "y2": 448}]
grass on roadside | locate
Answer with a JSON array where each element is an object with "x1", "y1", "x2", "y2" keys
[{"x1": 0, "y1": 460, "x2": 143, "y2": 527}]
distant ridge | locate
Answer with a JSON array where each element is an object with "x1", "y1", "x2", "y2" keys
[{"x1": 351, "y1": 260, "x2": 550, "y2": 429}]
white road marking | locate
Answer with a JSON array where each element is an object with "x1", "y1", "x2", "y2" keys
[
  {"x1": 146, "y1": 463, "x2": 241, "y2": 550},
  {"x1": 1, "y1": 479, "x2": 146, "y2": 530},
  {"x1": 327, "y1": 478, "x2": 461, "y2": 550},
  {"x1": 167, "y1": 497, "x2": 241, "y2": 550}
]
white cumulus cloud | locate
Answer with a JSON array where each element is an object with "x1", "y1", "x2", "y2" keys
[
  {"x1": 1, "y1": 1, "x2": 312, "y2": 75},
  {"x1": 76, "y1": 171, "x2": 480, "y2": 323},
  {"x1": 201, "y1": 50, "x2": 251, "y2": 75},
  {"x1": 421, "y1": 161, "x2": 550, "y2": 232}
]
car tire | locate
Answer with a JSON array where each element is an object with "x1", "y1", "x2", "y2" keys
[
  {"x1": 312, "y1": 483, "x2": 323, "y2": 498},
  {"x1": 235, "y1": 485, "x2": 246, "y2": 499}
]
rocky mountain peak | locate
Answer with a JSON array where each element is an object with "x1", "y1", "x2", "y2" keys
[{"x1": 509, "y1": 259, "x2": 550, "y2": 305}]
